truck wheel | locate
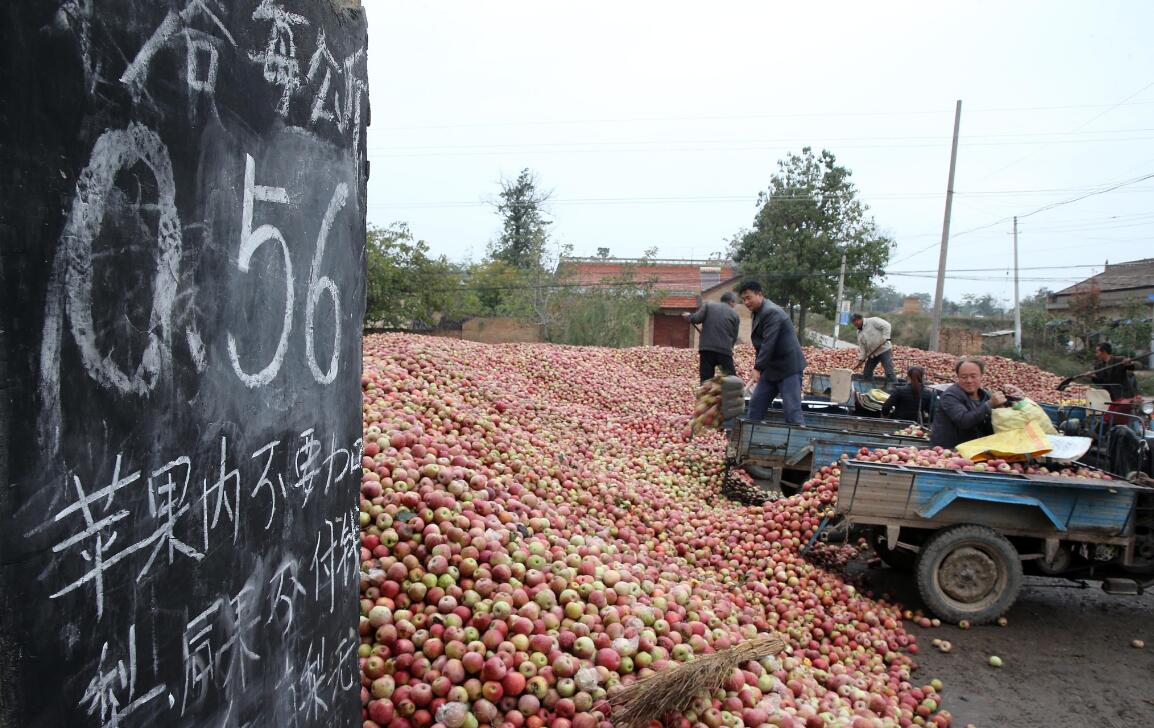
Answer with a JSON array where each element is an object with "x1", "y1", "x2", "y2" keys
[
  {"x1": 869, "y1": 527, "x2": 916, "y2": 572},
  {"x1": 915, "y1": 525, "x2": 1022, "y2": 625}
]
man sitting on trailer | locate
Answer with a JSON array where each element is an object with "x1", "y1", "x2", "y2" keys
[
  {"x1": 931, "y1": 357, "x2": 1008, "y2": 450},
  {"x1": 682, "y1": 292, "x2": 741, "y2": 383},
  {"x1": 739, "y1": 280, "x2": 807, "y2": 426}
]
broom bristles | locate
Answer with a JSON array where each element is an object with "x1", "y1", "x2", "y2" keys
[{"x1": 608, "y1": 635, "x2": 787, "y2": 728}]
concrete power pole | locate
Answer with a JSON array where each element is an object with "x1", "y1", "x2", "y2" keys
[
  {"x1": 1012, "y1": 216, "x2": 1022, "y2": 353},
  {"x1": 832, "y1": 252, "x2": 847, "y2": 347},
  {"x1": 929, "y1": 100, "x2": 963, "y2": 352}
]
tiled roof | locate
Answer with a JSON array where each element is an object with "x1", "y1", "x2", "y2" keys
[
  {"x1": 556, "y1": 257, "x2": 737, "y2": 289},
  {"x1": 556, "y1": 257, "x2": 739, "y2": 310},
  {"x1": 1052, "y1": 258, "x2": 1154, "y2": 296}
]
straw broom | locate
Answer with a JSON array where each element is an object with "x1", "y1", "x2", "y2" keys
[{"x1": 608, "y1": 634, "x2": 787, "y2": 728}]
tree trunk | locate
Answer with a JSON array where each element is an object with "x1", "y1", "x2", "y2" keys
[{"x1": 798, "y1": 303, "x2": 808, "y2": 342}]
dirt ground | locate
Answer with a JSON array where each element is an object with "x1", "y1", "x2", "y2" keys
[{"x1": 855, "y1": 565, "x2": 1154, "y2": 727}]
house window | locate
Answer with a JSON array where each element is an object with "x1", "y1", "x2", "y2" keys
[{"x1": 699, "y1": 267, "x2": 720, "y2": 291}]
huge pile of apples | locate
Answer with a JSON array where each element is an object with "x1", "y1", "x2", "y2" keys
[
  {"x1": 358, "y1": 335, "x2": 955, "y2": 728},
  {"x1": 793, "y1": 345, "x2": 1084, "y2": 402}
]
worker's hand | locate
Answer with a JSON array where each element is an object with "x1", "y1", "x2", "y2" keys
[
  {"x1": 990, "y1": 390, "x2": 1008, "y2": 408},
  {"x1": 1003, "y1": 384, "x2": 1025, "y2": 398},
  {"x1": 750, "y1": 370, "x2": 761, "y2": 386},
  {"x1": 680, "y1": 312, "x2": 691, "y2": 320}
]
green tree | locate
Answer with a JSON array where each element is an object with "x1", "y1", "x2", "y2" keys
[
  {"x1": 365, "y1": 223, "x2": 464, "y2": 328},
  {"x1": 469, "y1": 259, "x2": 529, "y2": 316},
  {"x1": 489, "y1": 168, "x2": 552, "y2": 270},
  {"x1": 1019, "y1": 288, "x2": 1053, "y2": 349},
  {"x1": 863, "y1": 285, "x2": 905, "y2": 313},
  {"x1": 1106, "y1": 300, "x2": 1152, "y2": 357},
  {"x1": 959, "y1": 293, "x2": 1006, "y2": 318},
  {"x1": 730, "y1": 147, "x2": 893, "y2": 335},
  {"x1": 483, "y1": 169, "x2": 571, "y2": 338}
]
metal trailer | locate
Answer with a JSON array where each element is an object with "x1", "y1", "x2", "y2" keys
[
  {"x1": 807, "y1": 372, "x2": 937, "y2": 418},
  {"x1": 1039, "y1": 402, "x2": 1154, "y2": 478},
  {"x1": 725, "y1": 411, "x2": 929, "y2": 493},
  {"x1": 833, "y1": 459, "x2": 1154, "y2": 623}
]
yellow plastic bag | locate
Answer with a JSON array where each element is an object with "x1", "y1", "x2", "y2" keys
[
  {"x1": 956, "y1": 420, "x2": 1053, "y2": 462},
  {"x1": 991, "y1": 397, "x2": 1058, "y2": 435}
]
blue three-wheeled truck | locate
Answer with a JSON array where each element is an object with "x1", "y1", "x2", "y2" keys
[{"x1": 724, "y1": 381, "x2": 1154, "y2": 624}]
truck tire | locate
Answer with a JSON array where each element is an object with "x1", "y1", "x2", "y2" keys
[
  {"x1": 915, "y1": 524, "x2": 1022, "y2": 625},
  {"x1": 869, "y1": 526, "x2": 916, "y2": 572}
]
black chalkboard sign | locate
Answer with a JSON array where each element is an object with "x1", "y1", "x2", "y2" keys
[{"x1": 0, "y1": 2, "x2": 368, "y2": 726}]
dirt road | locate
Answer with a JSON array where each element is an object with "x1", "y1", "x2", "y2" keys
[{"x1": 858, "y1": 567, "x2": 1154, "y2": 727}]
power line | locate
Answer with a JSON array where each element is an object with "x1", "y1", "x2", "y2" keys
[
  {"x1": 937, "y1": 171, "x2": 1154, "y2": 243},
  {"x1": 368, "y1": 127, "x2": 1154, "y2": 153},
  {"x1": 366, "y1": 135, "x2": 1154, "y2": 158},
  {"x1": 375, "y1": 100, "x2": 1154, "y2": 132},
  {"x1": 1017, "y1": 172, "x2": 1154, "y2": 220},
  {"x1": 367, "y1": 184, "x2": 1154, "y2": 210},
  {"x1": 973, "y1": 79, "x2": 1154, "y2": 183}
]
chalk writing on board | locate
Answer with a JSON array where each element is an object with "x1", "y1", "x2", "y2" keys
[
  {"x1": 322, "y1": 432, "x2": 357, "y2": 497},
  {"x1": 38, "y1": 123, "x2": 181, "y2": 454},
  {"x1": 290, "y1": 428, "x2": 323, "y2": 504},
  {"x1": 81, "y1": 624, "x2": 167, "y2": 728},
  {"x1": 249, "y1": 0, "x2": 310, "y2": 116},
  {"x1": 229, "y1": 152, "x2": 295, "y2": 389},
  {"x1": 250, "y1": 438, "x2": 287, "y2": 530},
  {"x1": 180, "y1": 583, "x2": 262, "y2": 715},
  {"x1": 276, "y1": 629, "x2": 359, "y2": 723},
  {"x1": 138, "y1": 456, "x2": 204, "y2": 581},
  {"x1": 306, "y1": 30, "x2": 367, "y2": 142},
  {"x1": 49, "y1": 455, "x2": 144, "y2": 619},
  {"x1": 120, "y1": 0, "x2": 237, "y2": 103},
  {"x1": 267, "y1": 559, "x2": 307, "y2": 630},
  {"x1": 308, "y1": 507, "x2": 361, "y2": 614},
  {"x1": 305, "y1": 180, "x2": 349, "y2": 385},
  {"x1": 43, "y1": 427, "x2": 361, "y2": 617},
  {"x1": 201, "y1": 436, "x2": 241, "y2": 551},
  {"x1": 10, "y1": 2, "x2": 368, "y2": 724}
]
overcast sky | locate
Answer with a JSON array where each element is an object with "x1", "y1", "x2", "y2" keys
[{"x1": 364, "y1": 1, "x2": 1154, "y2": 304}]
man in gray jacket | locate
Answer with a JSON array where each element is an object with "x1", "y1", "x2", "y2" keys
[
  {"x1": 738, "y1": 280, "x2": 807, "y2": 425},
  {"x1": 682, "y1": 292, "x2": 740, "y2": 382},
  {"x1": 851, "y1": 313, "x2": 894, "y2": 384}
]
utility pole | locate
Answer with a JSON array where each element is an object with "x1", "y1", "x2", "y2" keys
[
  {"x1": 1012, "y1": 216, "x2": 1022, "y2": 353},
  {"x1": 832, "y1": 252, "x2": 847, "y2": 347},
  {"x1": 929, "y1": 100, "x2": 962, "y2": 352}
]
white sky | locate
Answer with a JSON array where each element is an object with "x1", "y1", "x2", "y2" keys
[{"x1": 364, "y1": 0, "x2": 1154, "y2": 304}]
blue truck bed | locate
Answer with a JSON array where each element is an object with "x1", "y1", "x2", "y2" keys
[
  {"x1": 836, "y1": 459, "x2": 1148, "y2": 544},
  {"x1": 728, "y1": 414, "x2": 928, "y2": 480}
]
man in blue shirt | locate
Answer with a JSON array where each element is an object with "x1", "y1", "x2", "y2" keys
[{"x1": 738, "y1": 280, "x2": 807, "y2": 425}]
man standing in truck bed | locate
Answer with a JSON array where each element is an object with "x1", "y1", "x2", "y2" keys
[
  {"x1": 739, "y1": 280, "x2": 806, "y2": 426},
  {"x1": 682, "y1": 292, "x2": 741, "y2": 382},
  {"x1": 851, "y1": 313, "x2": 895, "y2": 385}
]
